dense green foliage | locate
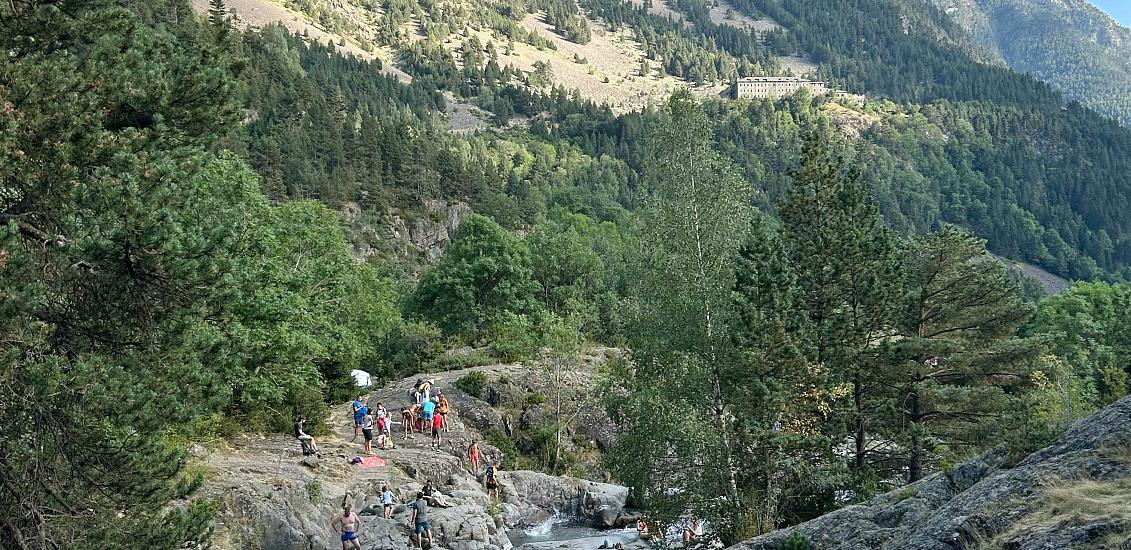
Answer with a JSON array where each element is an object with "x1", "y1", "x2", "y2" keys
[{"x1": 4, "y1": 0, "x2": 1131, "y2": 546}]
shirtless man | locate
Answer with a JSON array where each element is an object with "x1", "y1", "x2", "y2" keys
[{"x1": 330, "y1": 504, "x2": 362, "y2": 550}]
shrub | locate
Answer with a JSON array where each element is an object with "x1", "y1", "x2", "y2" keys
[
  {"x1": 783, "y1": 532, "x2": 811, "y2": 550},
  {"x1": 383, "y1": 321, "x2": 444, "y2": 374},
  {"x1": 455, "y1": 371, "x2": 488, "y2": 399}
]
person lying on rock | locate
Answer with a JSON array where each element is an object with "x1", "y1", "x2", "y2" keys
[
  {"x1": 410, "y1": 492, "x2": 433, "y2": 549},
  {"x1": 421, "y1": 480, "x2": 452, "y2": 508},
  {"x1": 331, "y1": 503, "x2": 362, "y2": 550}
]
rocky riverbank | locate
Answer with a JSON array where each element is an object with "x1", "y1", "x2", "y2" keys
[{"x1": 194, "y1": 359, "x2": 636, "y2": 550}]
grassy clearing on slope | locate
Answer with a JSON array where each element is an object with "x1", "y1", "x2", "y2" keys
[{"x1": 983, "y1": 446, "x2": 1131, "y2": 549}]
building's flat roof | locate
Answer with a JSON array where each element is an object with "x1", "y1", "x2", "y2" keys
[{"x1": 736, "y1": 76, "x2": 825, "y2": 84}]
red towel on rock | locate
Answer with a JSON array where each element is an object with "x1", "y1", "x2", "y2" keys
[{"x1": 358, "y1": 456, "x2": 385, "y2": 468}]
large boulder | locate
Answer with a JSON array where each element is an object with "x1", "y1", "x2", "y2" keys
[
  {"x1": 505, "y1": 470, "x2": 629, "y2": 529},
  {"x1": 728, "y1": 396, "x2": 1131, "y2": 550}
]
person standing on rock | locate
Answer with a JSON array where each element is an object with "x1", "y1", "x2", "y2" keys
[
  {"x1": 431, "y1": 412, "x2": 444, "y2": 451},
  {"x1": 402, "y1": 406, "x2": 415, "y2": 440},
  {"x1": 437, "y1": 392, "x2": 451, "y2": 432},
  {"x1": 467, "y1": 440, "x2": 481, "y2": 475},
  {"x1": 421, "y1": 396, "x2": 436, "y2": 427},
  {"x1": 410, "y1": 491, "x2": 433, "y2": 549},
  {"x1": 381, "y1": 485, "x2": 395, "y2": 519},
  {"x1": 362, "y1": 412, "x2": 375, "y2": 455},
  {"x1": 484, "y1": 460, "x2": 500, "y2": 501},
  {"x1": 352, "y1": 395, "x2": 368, "y2": 441},
  {"x1": 331, "y1": 503, "x2": 363, "y2": 550}
]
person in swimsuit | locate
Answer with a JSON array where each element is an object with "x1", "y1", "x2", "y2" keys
[
  {"x1": 331, "y1": 503, "x2": 362, "y2": 550},
  {"x1": 467, "y1": 440, "x2": 480, "y2": 474},
  {"x1": 402, "y1": 406, "x2": 415, "y2": 439}
]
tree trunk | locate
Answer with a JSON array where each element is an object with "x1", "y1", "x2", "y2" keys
[
  {"x1": 853, "y1": 370, "x2": 866, "y2": 475},
  {"x1": 908, "y1": 389, "x2": 922, "y2": 482}
]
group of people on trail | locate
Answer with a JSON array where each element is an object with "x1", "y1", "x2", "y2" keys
[
  {"x1": 319, "y1": 376, "x2": 508, "y2": 550},
  {"x1": 353, "y1": 395, "x2": 395, "y2": 455}
]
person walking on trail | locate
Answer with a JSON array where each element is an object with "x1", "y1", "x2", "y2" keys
[
  {"x1": 467, "y1": 440, "x2": 481, "y2": 475},
  {"x1": 331, "y1": 503, "x2": 362, "y2": 550},
  {"x1": 381, "y1": 485, "x2": 395, "y2": 519},
  {"x1": 295, "y1": 416, "x2": 319, "y2": 455},
  {"x1": 362, "y1": 412, "x2": 375, "y2": 455},
  {"x1": 431, "y1": 412, "x2": 444, "y2": 451},
  {"x1": 484, "y1": 460, "x2": 500, "y2": 501},
  {"x1": 352, "y1": 395, "x2": 367, "y2": 441},
  {"x1": 409, "y1": 492, "x2": 433, "y2": 549}
]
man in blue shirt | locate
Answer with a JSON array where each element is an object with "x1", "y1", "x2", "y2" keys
[
  {"x1": 421, "y1": 397, "x2": 436, "y2": 425},
  {"x1": 352, "y1": 395, "x2": 367, "y2": 441}
]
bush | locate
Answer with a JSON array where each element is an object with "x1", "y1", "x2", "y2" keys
[
  {"x1": 783, "y1": 532, "x2": 811, "y2": 550},
  {"x1": 455, "y1": 371, "x2": 488, "y2": 399}
]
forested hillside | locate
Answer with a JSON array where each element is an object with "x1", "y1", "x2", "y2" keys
[
  {"x1": 928, "y1": 0, "x2": 1131, "y2": 126},
  {"x1": 3, "y1": 0, "x2": 1131, "y2": 547}
]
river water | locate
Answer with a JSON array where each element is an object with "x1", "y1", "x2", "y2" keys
[{"x1": 508, "y1": 514, "x2": 653, "y2": 550}]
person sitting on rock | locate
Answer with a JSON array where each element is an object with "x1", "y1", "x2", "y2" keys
[
  {"x1": 409, "y1": 492, "x2": 433, "y2": 549},
  {"x1": 637, "y1": 519, "x2": 650, "y2": 540},
  {"x1": 484, "y1": 460, "x2": 500, "y2": 501},
  {"x1": 422, "y1": 479, "x2": 452, "y2": 508},
  {"x1": 381, "y1": 485, "x2": 395, "y2": 519},
  {"x1": 294, "y1": 416, "x2": 319, "y2": 455},
  {"x1": 331, "y1": 503, "x2": 362, "y2": 550},
  {"x1": 682, "y1": 516, "x2": 701, "y2": 543}
]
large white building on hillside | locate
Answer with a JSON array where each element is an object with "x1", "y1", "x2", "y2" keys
[{"x1": 732, "y1": 76, "x2": 829, "y2": 99}]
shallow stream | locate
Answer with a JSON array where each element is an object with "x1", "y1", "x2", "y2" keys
[{"x1": 508, "y1": 514, "x2": 651, "y2": 550}]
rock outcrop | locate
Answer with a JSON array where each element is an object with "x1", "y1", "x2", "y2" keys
[
  {"x1": 200, "y1": 361, "x2": 629, "y2": 550},
  {"x1": 729, "y1": 396, "x2": 1131, "y2": 550}
]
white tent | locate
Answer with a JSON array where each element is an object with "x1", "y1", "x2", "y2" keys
[{"x1": 350, "y1": 369, "x2": 372, "y2": 388}]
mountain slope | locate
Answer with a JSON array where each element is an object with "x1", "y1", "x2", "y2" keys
[{"x1": 929, "y1": 0, "x2": 1131, "y2": 126}]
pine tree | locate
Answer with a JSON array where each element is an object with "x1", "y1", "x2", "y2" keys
[
  {"x1": 778, "y1": 133, "x2": 901, "y2": 489},
  {"x1": 882, "y1": 227, "x2": 1040, "y2": 481}
]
